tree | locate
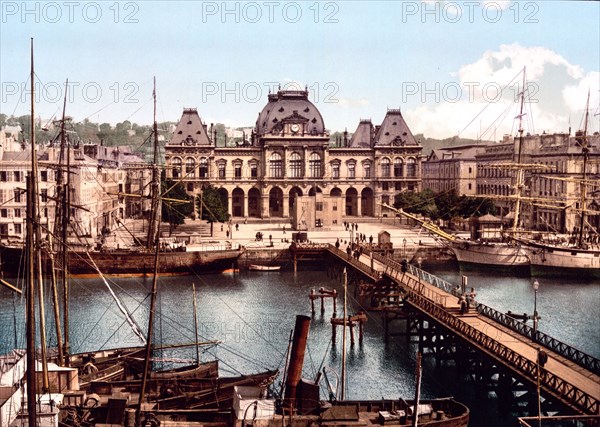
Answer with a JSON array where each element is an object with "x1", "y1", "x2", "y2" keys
[
  {"x1": 457, "y1": 196, "x2": 497, "y2": 218},
  {"x1": 161, "y1": 179, "x2": 194, "y2": 235},
  {"x1": 394, "y1": 189, "x2": 438, "y2": 219},
  {"x1": 197, "y1": 186, "x2": 230, "y2": 237}
]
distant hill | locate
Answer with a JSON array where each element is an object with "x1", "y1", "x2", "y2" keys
[
  {"x1": 415, "y1": 134, "x2": 495, "y2": 156},
  {"x1": 326, "y1": 130, "x2": 494, "y2": 153}
]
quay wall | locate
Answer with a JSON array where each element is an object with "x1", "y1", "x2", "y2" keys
[{"x1": 239, "y1": 244, "x2": 454, "y2": 269}]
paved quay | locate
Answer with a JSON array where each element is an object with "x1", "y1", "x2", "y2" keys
[
  {"x1": 107, "y1": 217, "x2": 448, "y2": 264},
  {"x1": 184, "y1": 217, "x2": 442, "y2": 253}
]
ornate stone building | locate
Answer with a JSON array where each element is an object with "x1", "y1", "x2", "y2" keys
[
  {"x1": 164, "y1": 89, "x2": 423, "y2": 225},
  {"x1": 422, "y1": 145, "x2": 482, "y2": 196},
  {"x1": 474, "y1": 132, "x2": 600, "y2": 233}
]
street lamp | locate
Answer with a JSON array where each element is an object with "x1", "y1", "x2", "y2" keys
[
  {"x1": 532, "y1": 279, "x2": 540, "y2": 341},
  {"x1": 403, "y1": 238, "x2": 407, "y2": 260}
]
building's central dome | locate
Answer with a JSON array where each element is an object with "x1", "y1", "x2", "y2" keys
[{"x1": 255, "y1": 89, "x2": 325, "y2": 136}]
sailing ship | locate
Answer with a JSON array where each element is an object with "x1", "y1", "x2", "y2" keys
[
  {"x1": 511, "y1": 93, "x2": 600, "y2": 278},
  {"x1": 0, "y1": 79, "x2": 243, "y2": 277}
]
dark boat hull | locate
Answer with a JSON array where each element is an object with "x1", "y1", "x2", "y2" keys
[{"x1": 0, "y1": 245, "x2": 243, "y2": 276}]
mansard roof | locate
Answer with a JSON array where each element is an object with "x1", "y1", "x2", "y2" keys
[
  {"x1": 349, "y1": 119, "x2": 374, "y2": 148},
  {"x1": 168, "y1": 108, "x2": 212, "y2": 146},
  {"x1": 255, "y1": 90, "x2": 325, "y2": 136},
  {"x1": 374, "y1": 109, "x2": 419, "y2": 147}
]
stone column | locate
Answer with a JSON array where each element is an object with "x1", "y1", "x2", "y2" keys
[
  {"x1": 283, "y1": 194, "x2": 290, "y2": 218},
  {"x1": 356, "y1": 195, "x2": 362, "y2": 217},
  {"x1": 261, "y1": 194, "x2": 270, "y2": 218}
]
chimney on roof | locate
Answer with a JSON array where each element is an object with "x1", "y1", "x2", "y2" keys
[{"x1": 343, "y1": 128, "x2": 348, "y2": 147}]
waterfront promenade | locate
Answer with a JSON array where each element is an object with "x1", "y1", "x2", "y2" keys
[{"x1": 147, "y1": 217, "x2": 443, "y2": 256}]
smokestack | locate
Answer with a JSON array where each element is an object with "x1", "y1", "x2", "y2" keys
[{"x1": 283, "y1": 315, "x2": 311, "y2": 411}]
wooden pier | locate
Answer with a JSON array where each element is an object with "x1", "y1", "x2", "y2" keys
[{"x1": 318, "y1": 242, "x2": 600, "y2": 416}]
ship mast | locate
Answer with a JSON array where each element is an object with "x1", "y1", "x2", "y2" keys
[
  {"x1": 512, "y1": 67, "x2": 527, "y2": 233},
  {"x1": 25, "y1": 37, "x2": 38, "y2": 427},
  {"x1": 49, "y1": 79, "x2": 70, "y2": 367},
  {"x1": 138, "y1": 79, "x2": 162, "y2": 424},
  {"x1": 146, "y1": 77, "x2": 161, "y2": 249},
  {"x1": 577, "y1": 91, "x2": 590, "y2": 248}
]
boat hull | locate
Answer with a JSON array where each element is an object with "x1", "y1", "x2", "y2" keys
[
  {"x1": 0, "y1": 245, "x2": 243, "y2": 276},
  {"x1": 324, "y1": 398, "x2": 469, "y2": 427},
  {"x1": 451, "y1": 241, "x2": 530, "y2": 274},
  {"x1": 248, "y1": 264, "x2": 281, "y2": 271},
  {"x1": 527, "y1": 247, "x2": 600, "y2": 279}
]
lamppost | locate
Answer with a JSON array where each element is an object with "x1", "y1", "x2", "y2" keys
[
  {"x1": 403, "y1": 238, "x2": 407, "y2": 260},
  {"x1": 532, "y1": 279, "x2": 540, "y2": 341}
]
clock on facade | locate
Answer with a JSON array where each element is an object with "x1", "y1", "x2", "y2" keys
[{"x1": 290, "y1": 123, "x2": 300, "y2": 133}]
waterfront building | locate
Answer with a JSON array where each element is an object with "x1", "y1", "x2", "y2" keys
[
  {"x1": 164, "y1": 89, "x2": 423, "y2": 228},
  {"x1": 422, "y1": 145, "x2": 483, "y2": 196},
  {"x1": 474, "y1": 132, "x2": 600, "y2": 233},
  {"x1": 0, "y1": 135, "x2": 147, "y2": 243}
]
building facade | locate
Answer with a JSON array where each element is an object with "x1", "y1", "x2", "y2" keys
[
  {"x1": 474, "y1": 132, "x2": 600, "y2": 233},
  {"x1": 422, "y1": 145, "x2": 482, "y2": 196},
  {"x1": 0, "y1": 135, "x2": 146, "y2": 243},
  {"x1": 164, "y1": 89, "x2": 423, "y2": 226}
]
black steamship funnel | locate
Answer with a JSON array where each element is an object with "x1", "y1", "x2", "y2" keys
[{"x1": 283, "y1": 315, "x2": 311, "y2": 410}]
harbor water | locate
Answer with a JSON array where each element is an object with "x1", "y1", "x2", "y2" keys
[{"x1": 0, "y1": 265, "x2": 598, "y2": 426}]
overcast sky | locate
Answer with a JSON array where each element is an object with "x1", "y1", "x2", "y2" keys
[{"x1": 1, "y1": 1, "x2": 598, "y2": 139}]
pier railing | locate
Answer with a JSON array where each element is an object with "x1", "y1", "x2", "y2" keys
[
  {"x1": 477, "y1": 304, "x2": 600, "y2": 376},
  {"x1": 406, "y1": 289, "x2": 598, "y2": 415},
  {"x1": 368, "y1": 250, "x2": 600, "y2": 377}
]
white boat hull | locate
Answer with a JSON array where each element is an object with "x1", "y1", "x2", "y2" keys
[
  {"x1": 451, "y1": 241, "x2": 530, "y2": 269},
  {"x1": 527, "y1": 246, "x2": 600, "y2": 278}
]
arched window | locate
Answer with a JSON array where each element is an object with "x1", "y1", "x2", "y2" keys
[
  {"x1": 270, "y1": 153, "x2": 283, "y2": 178},
  {"x1": 308, "y1": 152, "x2": 321, "y2": 178},
  {"x1": 394, "y1": 158, "x2": 403, "y2": 177},
  {"x1": 172, "y1": 157, "x2": 182, "y2": 179},
  {"x1": 364, "y1": 163, "x2": 371, "y2": 178},
  {"x1": 381, "y1": 158, "x2": 391, "y2": 177},
  {"x1": 406, "y1": 158, "x2": 416, "y2": 177},
  {"x1": 218, "y1": 162, "x2": 226, "y2": 179},
  {"x1": 185, "y1": 157, "x2": 195, "y2": 177},
  {"x1": 199, "y1": 158, "x2": 208, "y2": 178},
  {"x1": 289, "y1": 152, "x2": 303, "y2": 178}
]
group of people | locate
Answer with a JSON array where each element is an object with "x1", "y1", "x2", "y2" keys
[
  {"x1": 344, "y1": 221, "x2": 359, "y2": 232},
  {"x1": 456, "y1": 286, "x2": 477, "y2": 314}
]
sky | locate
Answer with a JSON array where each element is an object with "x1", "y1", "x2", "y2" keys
[{"x1": 1, "y1": 0, "x2": 599, "y2": 140}]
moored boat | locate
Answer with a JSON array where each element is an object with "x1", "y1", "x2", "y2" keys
[
  {"x1": 513, "y1": 236, "x2": 600, "y2": 279},
  {"x1": 248, "y1": 264, "x2": 281, "y2": 271},
  {"x1": 0, "y1": 243, "x2": 244, "y2": 276}
]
